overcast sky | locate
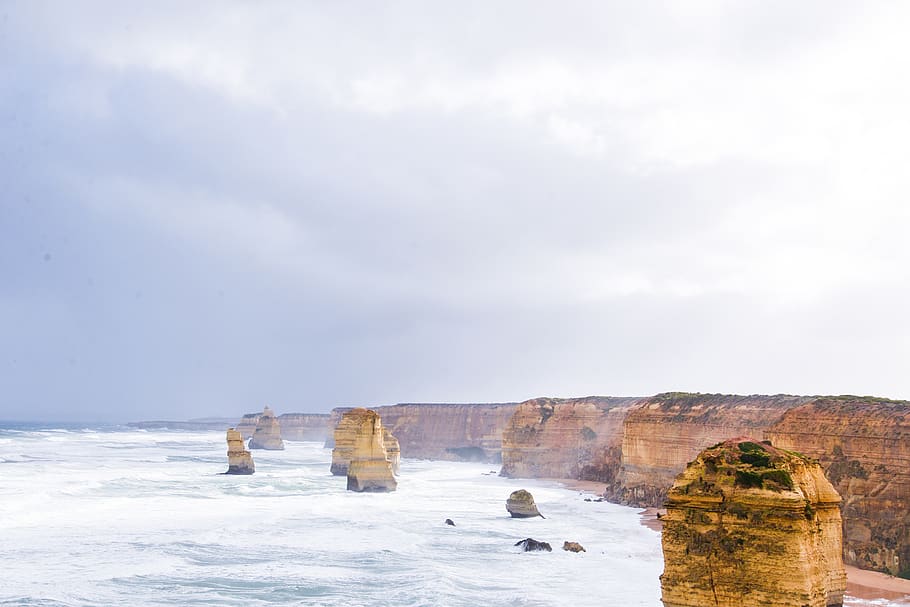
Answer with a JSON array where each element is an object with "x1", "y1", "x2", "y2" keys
[{"x1": 2, "y1": 2, "x2": 909, "y2": 422}]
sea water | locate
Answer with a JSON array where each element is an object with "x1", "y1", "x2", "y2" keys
[{"x1": 0, "y1": 426, "x2": 902, "y2": 606}]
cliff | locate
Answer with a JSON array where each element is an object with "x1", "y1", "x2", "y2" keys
[
  {"x1": 500, "y1": 396, "x2": 642, "y2": 482},
  {"x1": 660, "y1": 438, "x2": 845, "y2": 607},
  {"x1": 237, "y1": 412, "x2": 330, "y2": 441},
  {"x1": 225, "y1": 428, "x2": 254, "y2": 474},
  {"x1": 608, "y1": 393, "x2": 810, "y2": 506},
  {"x1": 367, "y1": 402, "x2": 519, "y2": 462},
  {"x1": 248, "y1": 406, "x2": 284, "y2": 450},
  {"x1": 766, "y1": 397, "x2": 910, "y2": 577}
]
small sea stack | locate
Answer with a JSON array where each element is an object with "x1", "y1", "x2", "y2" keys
[
  {"x1": 660, "y1": 438, "x2": 845, "y2": 607},
  {"x1": 506, "y1": 489, "x2": 544, "y2": 518},
  {"x1": 383, "y1": 427, "x2": 401, "y2": 475},
  {"x1": 248, "y1": 406, "x2": 284, "y2": 450},
  {"x1": 225, "y1": 428, "x2": 254, "y2": 474}
]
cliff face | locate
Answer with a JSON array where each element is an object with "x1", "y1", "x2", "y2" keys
[
  {"x1": 248, "y1": 406, "x2": 284, "y2": 450},
  {"x1": 609, "y1": 393, "x2": 810, "y2": 506},
  {"x1": 500, "y1": 396, "x2": 642, "y2": 482},
  {"x1": 766, "y1": 397, "x2": 910, "y2": 577},
  {"x1": 660, "y1": 439, "x2": 845, "y2": 607},
  {"x1": 370, "y1": 403, "x2": 519, "y2": 462}
]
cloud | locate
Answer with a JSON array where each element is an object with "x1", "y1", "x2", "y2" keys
[{"x1": 2, "y1": 2, "x2": 909, "y2": 420}]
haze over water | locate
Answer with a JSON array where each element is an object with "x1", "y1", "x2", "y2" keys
[{"x1": 0, "y1": 426, "x2": 901, "y2": 606}]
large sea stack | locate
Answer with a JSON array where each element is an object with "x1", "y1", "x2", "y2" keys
[
  {"x1": 336, "y1": 409, "x2": 397, "y2": 492},
  {"x1": 225, "y1": 428, "x2": 254, "y2": 474},
  {"x1": 330, "y1": 408, "x2": 399, "y2": 477},
  {"x1": 660, "y1": 438, "x2": 845, "y2": 607},
  {"x1": 248, "y1": 406, "x2": 284, "y2": 450}
]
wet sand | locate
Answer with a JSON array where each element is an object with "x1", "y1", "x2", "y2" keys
[{"x1": 636, "y1": 507, "x2": 910, "y2": 602}]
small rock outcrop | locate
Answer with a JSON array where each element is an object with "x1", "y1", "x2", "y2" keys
[
  {"x1": 515, "y1": 538, "x2": 552, "y2": 552},
  {"x1": 660, "y1": 438, "x2": 845, "y2": 607},
  {"x1": 330, "y1": 408, "x2": 397, "y2": 492},
  {"x1": 506, "y1": 489, "x2": 544, "y2": 518},
  {"x1": 445, "y1": 519, "x2": 456, "y2": 526},
  {"x1": 248, "y1": 406, "x2": 284, "y2": 450},
  {"x1": 562, "y1": 541, "x2": 585, "y2": 552},
  {"x1": 225, "y1": 428, "x2": 254, "y2": 474}
]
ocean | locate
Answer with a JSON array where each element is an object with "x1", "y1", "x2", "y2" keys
[{"x1": 0, "y1": 425, "x2": 900, "y2": 606}]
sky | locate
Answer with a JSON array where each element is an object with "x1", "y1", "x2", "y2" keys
[{"x1": 2, "y1": 2, "x2": 910, "y2": 422}]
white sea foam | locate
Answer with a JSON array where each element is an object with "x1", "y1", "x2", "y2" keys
[{"x1": 0, "y1": 429, "x2": 906, "y2": 606}]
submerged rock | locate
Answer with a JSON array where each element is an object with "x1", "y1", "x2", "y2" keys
[
  {"x1": 514, "y1": 538, "x2": 552, "y2": 552},
  {"x1": 506, "y1": 489, "x2": 544, "y2": 518},
  {"x1": 660, "y1": 438, "x2": 845, "y2": 607},
  {"x1": 225, "y1": 428, "x2": 254, "y2": 474},
  {"x1": 562, "y1": 541, "x2": 585, "y2": 553},
  {"x1": 248, "y1": 406, "x2": 284, "y2": 450}
]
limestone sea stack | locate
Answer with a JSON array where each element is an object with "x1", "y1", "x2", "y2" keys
[
  {"x1": 660, "y1": 438, "x2": 845, "y2": 607},
  {"x1": 506, "y1": 489, "x2": 544, "y2": 518},
  {"x1": 225, "y1": 428, "x2": 254, "y2": 474},
  {"x1": 248, "y1": 406, "x2": 284, "y2": 450},
  {"x1": 330, "y1": 407, "x2": 400, "y2": 477},
  {"x1": 338, "y1": 409, "x2": 397, "y2": 492}
]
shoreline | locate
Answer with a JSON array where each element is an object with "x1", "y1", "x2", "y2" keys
[{"x1": 635, "y1": 508, "x2": 910, "y2": 602}]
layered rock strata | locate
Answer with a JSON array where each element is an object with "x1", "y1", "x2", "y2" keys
[
  {"x1": 333, "y1": 408, "x2": 397, "y2": 492},
  {"x1": 238, "y1": 412, "x2": 330, "y2": 442},
  {"x1": 766, "y1": 397, "x2": 910, "y2": 577},
  {"x1": 506, "y1": 489, "x2": 543, "y2": 518},
  {"x1": 371, "y1": 403, "x2": 520, "y2": 462},
  {"x1": 248, "y1": 406, "x2": 285, "y2": 450},
  {"x1": 500, "y1": 396, "x2": 643, "y2": 482},
  {"x1": 608, "y1": 393, "x2": 810, "y2": 506},
  {"x1": 660, "y1": 438, "x2": 845, "y2": 607},
  {"x1": 225, "y1": 428, "x2": 254, "y2": 475},
  {"x1": 330, "y1": 408, "x2": 399, "y2": 477}
]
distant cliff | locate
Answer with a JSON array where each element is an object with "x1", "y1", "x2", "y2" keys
[
  {"x1": 334, "y1": 403, "x2": 519, "y2": 462},
  {"x1": 500, "y1": 396, "x2": 642, "y2": 482},
  {"x1": 766, "y1": 397, "x2": 910, "y2": 577},
  {"x1": 237, "y1": 412, "x2": 331, "y2": 442}
]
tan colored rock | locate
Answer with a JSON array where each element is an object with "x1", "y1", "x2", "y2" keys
[
  {"x1": 330, "y1": 408, "x2": 370, "y2": 476},
  {"x1": 766, "y1": 397, "x2": 910, "y2": 577},
  {"x1": 340, "y1": 409, "x2": 397, "y2": 492},
  {"x1": 501, "y1": 396, "x2": 641, "y2": 482},
  {"x1": 248, "y1": 406, "x2": 284, "y2": 450},
  {"x1": 660, "y1": 438, "x2": 845, "y2": 607},
  {"x1": 225, "y1": 428, "x2": 254, "y2": 474},
  {"x1": 370, "y1": 402, "x2": 520, "y2": 462},
  {"x1": 383, "y1": 427, "x2": 400, "y2": 475},
  {"x1": 562, "y1": 541, "x2": 585, "y2": 553},
  {"x1": 506, "y1": 489, "x2": 544, "y2": 518},
  {"x1": 236, "y1": 412, "x2": 259, "y2": 440},
  {"x1": 611, "y1": 393, "x2": 810, "y2": 507}
]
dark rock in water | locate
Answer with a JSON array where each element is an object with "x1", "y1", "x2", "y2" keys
[
  {"x1": 506, "y1": 489, "x2": 544, "y2": 518},
  {"x1": 445, "y1": 519, "x2": 456, "y2": 526},
  {"x1": 515, "y1": 538, "x2": 552, "y2": 552},
  {"x1": 562, "y1": 541, "x2": 586, "y2": 553}
]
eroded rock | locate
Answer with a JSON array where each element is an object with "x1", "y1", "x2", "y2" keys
[
  {"x1": 332, "y1": 408, "x2": 397, "y2": 492},
  {"x1": 562, "y1": 541, "x2": 585, "y2": 552},
  {"x1": 225, "y1": 428, "x2": 254, "y2": 475},
  {"x1": 660, "y1": 438, "x2": 845, "y2": 607},
  {"x1": 248, "y1": 406, "x2": 284, "y2": 450},
  {"x1": 506, "y1": 489, "x2": 544, "y2": 518}
]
